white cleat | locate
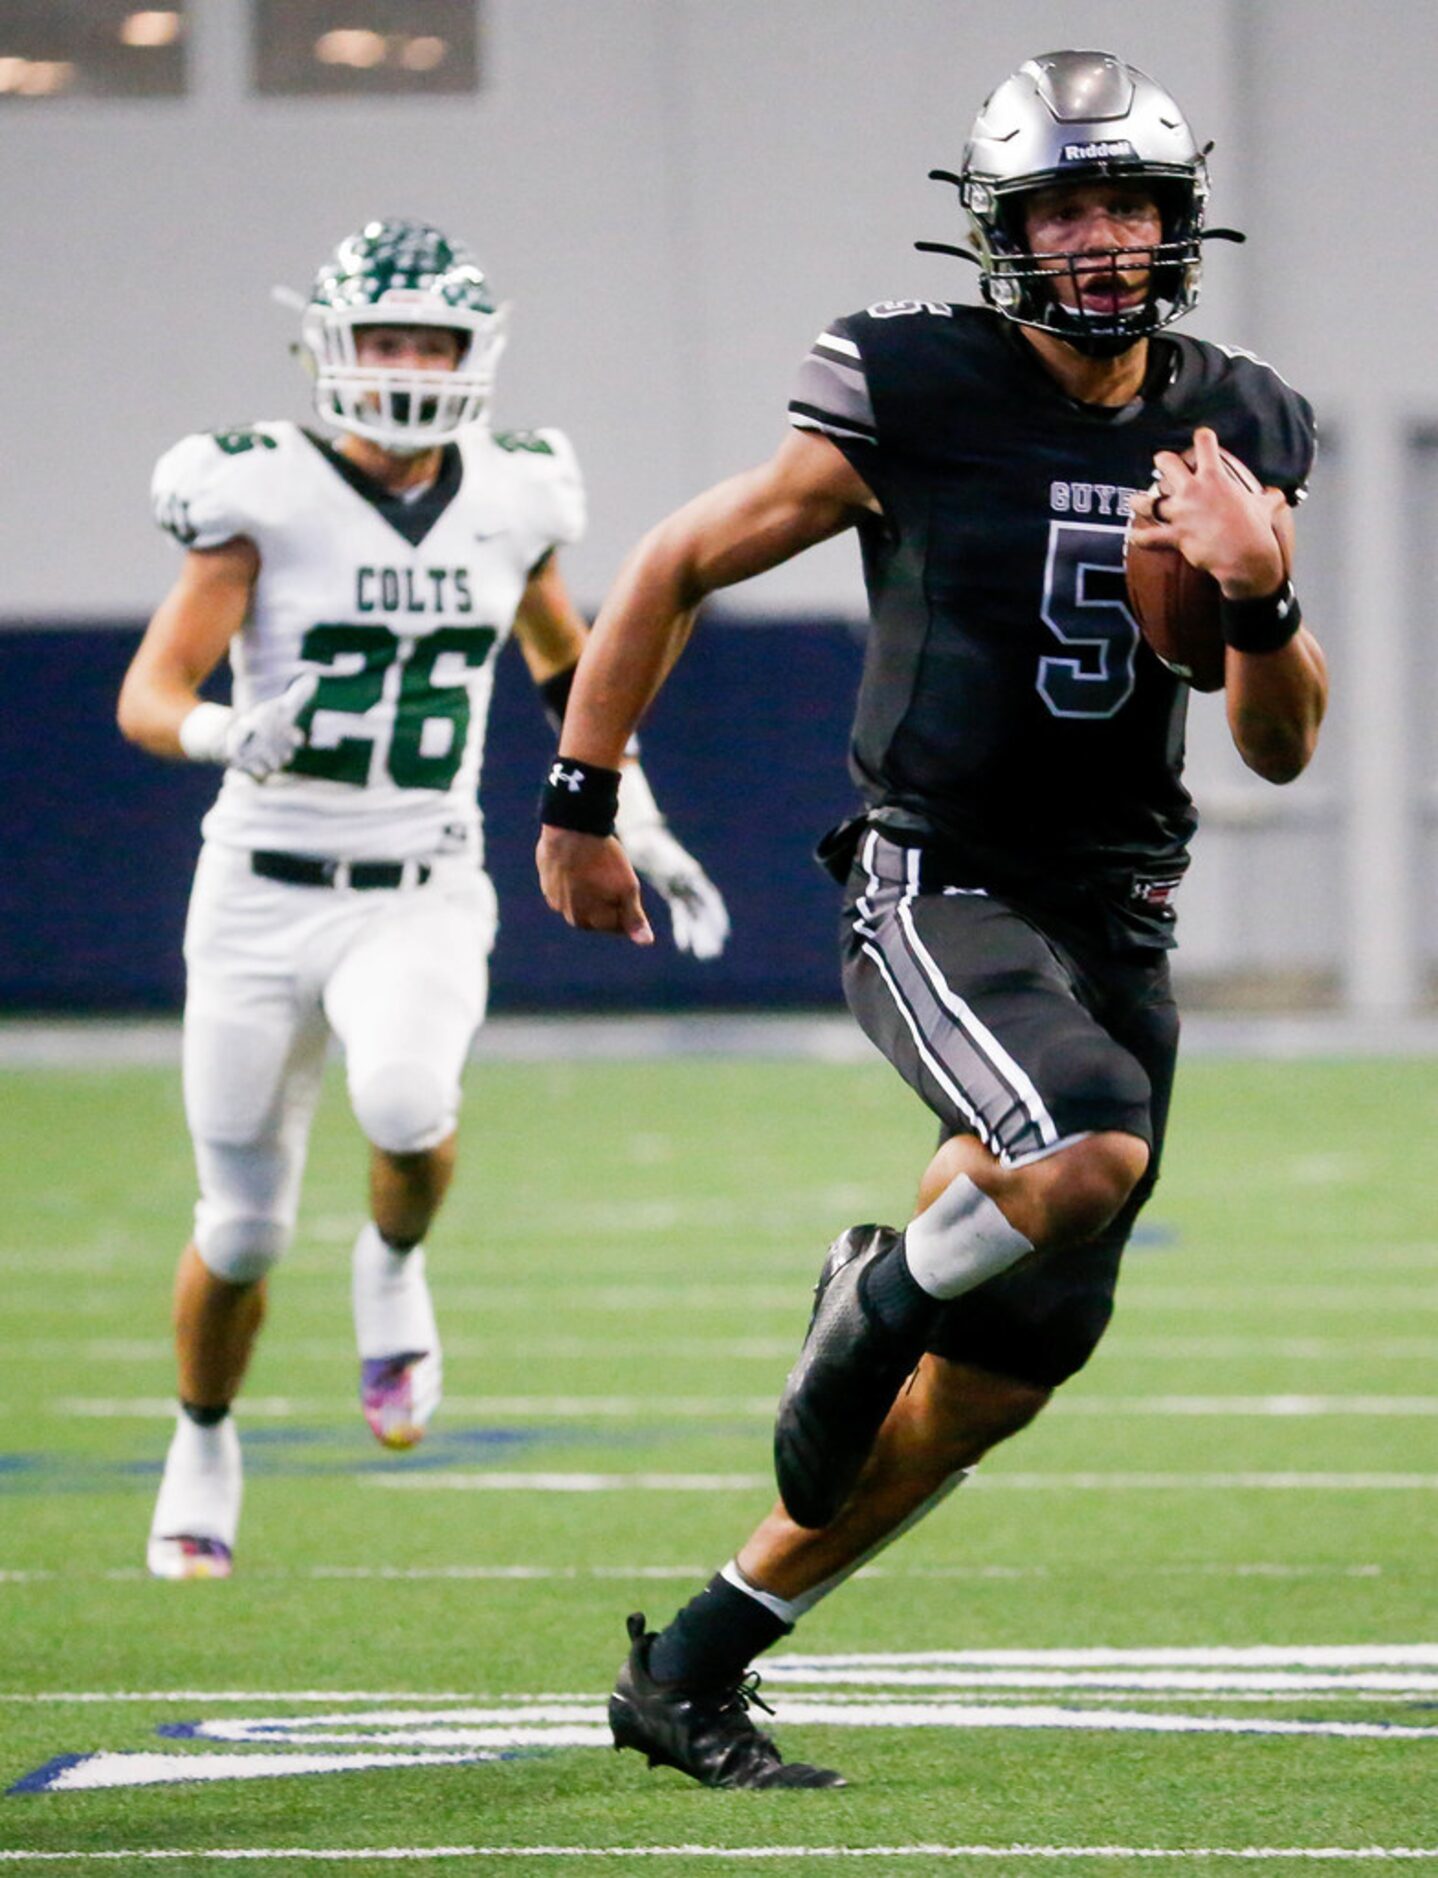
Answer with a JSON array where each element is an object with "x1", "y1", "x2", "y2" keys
[
  {"x1": 147, "y1": 1413, "x2": 242, "y2": 1580},
  {"x1": 360, "y1": 1348, "x2": 443, "y2": 1451},
  {"x1": 353, "y1": 1223, "x2": 442, "y2": 1450},
  {"x1": 147, "y1": 1533, "x2": 234, "y2": 1580}
]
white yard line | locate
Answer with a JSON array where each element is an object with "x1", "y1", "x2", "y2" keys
[
  {"x1": 11, "y1": 1649, "x2": 1438, "y2": 1704},
  {"x1": 0, "y1": 1562, "x2": 1394, "y2": 1588},
  {"x1": 977, "y1": 1473, "x2": 1438, "y2": 1490},
  {"x1": 0, "y1": 1566, "x2": 709, "y2": 1587},
  {"x1": 28, "y1": 1277, "x2": 1438, "y2": 1313},
  {"x1": 114, "y1": 1706, "x2": 1438, "y2": 1744},
  {"x1": 1118, "y1": 1286, "x2": 1438, "y2": 1311},
  {"x1": 24, "y1": 1337, "x2": 802, "y2": 1362},
  {"x1": 770, "y1": 1645, "x2": 1438, "y2": 1670},
  {"x1": 364, "y1": 1472, "x2": 774, "y2": 1493},
  {"x1": 21, "y1": 1336, "x2": 1438, "y2": 1361},
  {"x1": 360, "y1": 1470, "x2": 1438, "y2": 1492},
  {"x1": 1058, "y1": 1398, "x2": 1438, "y2": 1416},
  {"x1": 0, "y1": 1690, "x2": 479, "y2": 1704},
  {"x1": 48, "y1": 1394, "x2": 1438, "y2": 1420},
  {"x1": 51, "y1": 1395, "x2": 778, "y2": 1419},
  {"x1": 7, "y1": 1010, "x2": 1438, "y2": 1064},
  {"x1": 1110, "y1": 1339, "x2": 1438, "y2": 1358},
  {"x1": 3, "y1": 1843, "x2": 1438, "y2": 1863}
]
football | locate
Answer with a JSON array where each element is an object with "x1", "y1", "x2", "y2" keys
[{"x1": 1123, "y1": 445, "x2": 1275, "y2": 693}]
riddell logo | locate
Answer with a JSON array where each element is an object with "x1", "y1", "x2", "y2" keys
[{"x1": 1061, "y1": 139, "x2": 1136, "y2": 162}]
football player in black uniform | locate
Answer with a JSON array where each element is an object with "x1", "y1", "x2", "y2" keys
[{"x1": 539, "y1": 50, "x2": 1328, "y2": 1789}]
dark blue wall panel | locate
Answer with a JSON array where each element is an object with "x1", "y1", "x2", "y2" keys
[{"x1": 0, "y1": 621, "x2": 866, "y2": 1013}]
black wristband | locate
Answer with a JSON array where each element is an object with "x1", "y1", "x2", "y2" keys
[
  {"x1": 540, "y1": 756, "x2": 622, "y2": 836},
  {"x1": 1219, "y1": 578, "x2": 1302, "y2": 655},
  {"x1": 537, "y1": 663, "x2": 578, "y2": 738}
]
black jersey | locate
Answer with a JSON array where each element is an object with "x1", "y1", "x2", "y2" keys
[{"x1": 790, "y1": 302, "x2": 1316, "y2": 943}]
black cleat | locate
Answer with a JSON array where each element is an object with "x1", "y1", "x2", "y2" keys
[
  {"x1": 773, "y1": 1224, "x2": 918, "y2": 1530},
  {"x1": 608, "y1": 1612, "x2": 847, "y2": 1789}
]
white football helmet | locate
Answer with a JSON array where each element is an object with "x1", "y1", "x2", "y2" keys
[{"x1": 297, "y1": 218, "x2": 507, "y2": 451}]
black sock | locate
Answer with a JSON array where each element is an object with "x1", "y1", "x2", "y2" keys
[
  {"x1": 859, "y1": 1233, "x2": 941, "y2": 1344},
  {"x1": 180, "y1": 1399, "x2": 230, "y2": 1428},
  {"x1": 378, "y1": 1229, "x2": 420, "y2": 1254},
  {"x1": 646, "y1": 1572, "x2": 791, "y2": 1689}
]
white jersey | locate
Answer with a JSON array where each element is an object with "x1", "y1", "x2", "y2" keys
[{"x1": 151, "y1": 419, "x2": 584, "y2": 861}]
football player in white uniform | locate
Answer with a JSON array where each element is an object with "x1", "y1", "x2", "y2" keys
[{"x1": 118, "y1": 219, "x2": 728, "y2": 1580}]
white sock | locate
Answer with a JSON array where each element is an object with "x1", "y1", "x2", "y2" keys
[
  {"x1": 903, "y1": 1173, "x2": 1033, "y2": 1300},
  {"x1": 352, "y1": 1221, "x2": 439, "y2": 1360},
  {"x1": 149, "y1": 1414, "x2": 242, "y2": 1547}
]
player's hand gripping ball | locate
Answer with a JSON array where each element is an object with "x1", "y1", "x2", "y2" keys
[{"x1": 1124, "y1": 440, "x2": 1289, "y2": 693}]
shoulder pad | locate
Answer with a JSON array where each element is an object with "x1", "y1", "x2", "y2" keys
[
  {"x1": 150, "y1": 424, "x2": 287, "y2": 549},
  {"x1": 789, "y1": 313, "x2": 879, "y2": 448},
  {"x1": 483, "y1": 424, "x2": 584, "y2": 552},
  {"x1": 1184, "y1": 341, "x2": 1317, "y2": 498}
]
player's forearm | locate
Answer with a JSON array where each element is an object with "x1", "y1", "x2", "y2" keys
[
  {"x1": 1225, "y1": 628, "x2": 1328, "y2": 783},
  {"x1": 116, "y1": 661, "x2": 208, "y2": 759},
  {"x1": 119, "y1": 546, "x2": 255, "y2": 759},
  {"x1": 559, "y1": 530, "x2": 704, "y2": 767}
]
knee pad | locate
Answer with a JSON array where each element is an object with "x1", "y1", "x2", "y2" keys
[
  {"x1": 194, "y1": 1207, "x2": 290, "y2": 1284},
  {"x1": 349, "y1": 1062, "x2": 455, "y2": 1156},
  {"x1": 927, "y1": 1236, "x2": 1122, "y2": 1388},
  {"x1": 192, "y1": 1136, "x2": 300, "y2": 1283}
]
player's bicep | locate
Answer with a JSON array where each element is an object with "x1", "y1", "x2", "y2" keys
[
  {"x1": 671, "y1": 430, "x2": 876, "y2": 600},
  {"x1": 127, "y1": 539, "x2": 258, "y2": 694}
]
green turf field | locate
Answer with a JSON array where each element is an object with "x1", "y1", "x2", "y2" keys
[{"x1": 2, "y1": 1049, "x2": 1436, "y2": 1874}]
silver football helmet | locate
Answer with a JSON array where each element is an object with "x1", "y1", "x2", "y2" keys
[
  {"x1": 950, "y1": 51, "x2": 1215, "y2": 354},
  {"x1": 296, "y1": 218, "x2": 507, "y2": 451}
]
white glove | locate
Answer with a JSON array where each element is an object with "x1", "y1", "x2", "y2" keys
[
  {"x1": 614, "y1": 762, "x2": 730, "y2": 960},
  {"x1": 179, "y1": 673, "x2": 318, "y2": 780}
]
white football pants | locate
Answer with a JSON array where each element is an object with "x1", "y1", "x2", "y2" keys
[{"x1": 181, "y1": 840, "x2": 496, "y2": 1276}]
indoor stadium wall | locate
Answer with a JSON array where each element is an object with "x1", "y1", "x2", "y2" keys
[{"x1": 0, "y1": 616, "x2": 866, "y2": 1013}]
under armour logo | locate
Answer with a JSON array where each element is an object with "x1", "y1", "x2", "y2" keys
[{"x1": 548, "y1": 762, "x2": 584, "y2": 792}]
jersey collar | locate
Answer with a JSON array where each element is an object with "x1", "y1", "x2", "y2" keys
[
  {"x1": 1000, "y1": 320, "x2": 1182, "y2": 425},
  {"x1": 303, "y1": 430, "x2": 465, "y2": 547}
]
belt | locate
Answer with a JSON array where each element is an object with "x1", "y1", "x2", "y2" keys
[{"x1": 251, "y1": 850, "x2": 432, "y2": 890}]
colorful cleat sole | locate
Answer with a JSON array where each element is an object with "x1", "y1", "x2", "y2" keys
[
  {"x1": 147, "y1": 1534, "x2": 234, "y2": 1581},
  {"x1": 361, "y1": 1351, "x2": 439, "y2": 1450}
]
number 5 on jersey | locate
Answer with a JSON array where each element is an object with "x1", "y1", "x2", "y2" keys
[{"x1": 1036, "y1": 521, "x2": 1139, "y2": 720}]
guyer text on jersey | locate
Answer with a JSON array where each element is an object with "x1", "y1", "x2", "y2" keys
[{"x1": 1049, "y1": 481, "x2": 1141, "y2": 519}]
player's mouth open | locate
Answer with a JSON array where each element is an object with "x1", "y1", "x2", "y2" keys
[{"x1": 1073, "y1": 273, "x2": 1148, "y2": 313}]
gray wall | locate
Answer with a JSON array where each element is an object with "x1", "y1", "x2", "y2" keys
[
  {"x1": 0, "y1": 0, "x2": 1251, "y2": 619},
  {"x1": 3, "y1": 1, "x2": 1432, "y2": 1008}
]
